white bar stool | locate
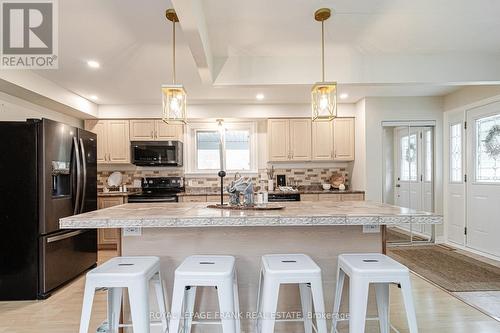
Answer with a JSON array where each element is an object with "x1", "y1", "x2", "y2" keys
[
  {"x1": 169, "y1": 255, "x2": 240, "y2": 333},
  {"x1": 332, "y1": 253, "x2": 418, "y2": 333},
  {"x1": 79, "y1": 256, "x2": 168, "y2": 333},
  {"x1": 256, "y1": 254, "x2": 328, "y2": 333}
]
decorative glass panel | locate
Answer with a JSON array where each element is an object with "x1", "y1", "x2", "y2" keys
[
  {"x1": 476, "y1": 114, "x2": 500, "y2": 182},
  {"x1": 401, "y1": 134, "x2": 417, "y2": 181},
  {"x1": 425, "y1": 130, "x2": 432, "y2": 182},
  {"x1": 450, "y1": 123, "x2": 462, "y2": 183},
  {"x1": 196, "y1": 130, "x2": 251, "y2": 171}
]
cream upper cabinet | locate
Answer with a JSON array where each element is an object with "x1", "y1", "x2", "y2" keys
[
  {"x1": 130, "y1": 120, "x2": 183, "y2": 141},
  {"x1": 268, "y1": 119, "x2": 311, "y2": 161},
  {"x1": 156, "y1": 121, "x2": 183, "y2": 141},
  {"x1": 86, "y1": 120, "x2": 107, "y2": 163},
  {"x1": 130, "y1": 120, "x2": 155, "y2": 140},
  {"x1": 268, "y1": 119, "x2": 290, "y2": 161},
  {"x1": 333, "y1": 117, "x2": 355, "y2": 161},
  {"x1": 289, "y1": 119, "x2": 311, "y2": 161},
  {"x1": 312, "y1": 121, "x2": 333, "y2": 160},
  {"x1": 85, "y1": 119, "x2": 130, "y2": 164},
  {"x1": 107, "y1": 120, "x2": 130, "y2": 163}
]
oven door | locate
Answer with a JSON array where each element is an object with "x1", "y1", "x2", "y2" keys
[
  {"x1": 131, "y1": 141, "x2": 183, "y2": 166},
  {"x1": 127, "y1": 196, "x2": 178, "y2": 203}
]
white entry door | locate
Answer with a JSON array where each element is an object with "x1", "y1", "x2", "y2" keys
[
  {"x1": 466, "y1": 101, "x2": 500, "y2": 257},
  {"x1": 447, "y1": 112, "x2": 466, "y2": 245}
]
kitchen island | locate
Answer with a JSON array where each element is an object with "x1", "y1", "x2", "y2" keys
[{"x1": 60, "y1": 201, "x2": 441, "y2": 333}]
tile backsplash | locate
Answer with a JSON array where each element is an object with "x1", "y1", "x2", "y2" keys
[{"x1": 98, "y1": 166, "x2": 348, "y2": 191}]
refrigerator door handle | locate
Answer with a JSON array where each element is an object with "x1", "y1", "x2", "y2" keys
[
  {"x1": 73, "y1": 137, "x2": 82, "y2": 215},
  {"x1": 46, "y1": 230, "x2": 87, "y2": 243},
  {"x1": 79, "y1": 138, "x2": 87, "y2": 214}
]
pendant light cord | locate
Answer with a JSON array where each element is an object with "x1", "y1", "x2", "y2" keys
[
  {"x1": 321, "y1": 20, "x2": 325, "y2": 82},
  {"x1": 172, "y1": 20, "x2": 176, "y2": 84}
]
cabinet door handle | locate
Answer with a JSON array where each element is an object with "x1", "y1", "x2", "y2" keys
[{"x1": 151, "y1": 130, "x2": 154, "y2": 138}]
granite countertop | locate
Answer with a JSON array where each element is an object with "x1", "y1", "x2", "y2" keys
[{"x1": 60, "y1": 201, "x2": 442, "y2": 228}]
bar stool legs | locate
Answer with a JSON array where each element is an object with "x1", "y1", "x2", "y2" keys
[
  {"x1": 169, "y1": 255, "x2": 239, "y2": 333},
  {"x1": 299, "y1": 284, "x2": 313, "y2": 333},
  {"x1": 332, "y1": 253, "x2": 419, "y2": 333},
  {"x1": 375, "y1": 283, "x2": 390, "y2": 333},
  {"x1": 107, "y1": 287, "x2": 123, "y2": 332}
]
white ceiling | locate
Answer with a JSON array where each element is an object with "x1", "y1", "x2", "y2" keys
[{"x1": 32, "y1": 0, "x2": 500, "y2": 105}]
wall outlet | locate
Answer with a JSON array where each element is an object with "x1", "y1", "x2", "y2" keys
[
  {"x1": 363, "y1": 225, "x2": 380, "y2": 233},
  {"x1": 123, "y1": 227, "x2": 142, "y2": 236}
]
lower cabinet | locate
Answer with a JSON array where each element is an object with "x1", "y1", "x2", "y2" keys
[
  {"x1": 97, "y1": 196, "x2": 125, "y2": 250},
  {"x1": 300, "y1": 192, "x2": 365, "y2": 202}
]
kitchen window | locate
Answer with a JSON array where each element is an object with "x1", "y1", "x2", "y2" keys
[{"x1": 187, "y1": 122, "x2": 257, "y2": 174}]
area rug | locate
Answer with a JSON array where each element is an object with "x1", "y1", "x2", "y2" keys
[{"x1": 388, "y1": 245, "x2": 500, "y2": 292}]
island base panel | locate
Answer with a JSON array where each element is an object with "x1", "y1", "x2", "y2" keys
[{"x1": 121, "y1": 226, "x2": 382, "y2": 333}]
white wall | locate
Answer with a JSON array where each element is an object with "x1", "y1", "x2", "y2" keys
[
  {"x1": 363, "y1": 97, "x2": 444, "y2": 219},
  {"x1": 444, "y1": 85, "x2": 500, "y2": 112},
  {"x1": 351, "y1": 99, "x2": 366, "y2": 191},
  {"x1": 0, "y1": 92, "x2": 83, "y2": 127}
]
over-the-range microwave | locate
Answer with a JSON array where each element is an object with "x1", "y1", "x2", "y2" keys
[{"x1": 130, "y1": 141, "x2": 183, "y2": 167}]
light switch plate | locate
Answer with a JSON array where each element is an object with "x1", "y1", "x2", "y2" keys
[
  {"x1": 363, "y1": 225, "x2": 380, "y2": 233},
  {"x1": 123, "y1": 227, "x2": 142, "y2": 236}
]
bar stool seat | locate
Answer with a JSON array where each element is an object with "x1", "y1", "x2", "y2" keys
[
  {"x1": 332, "y1": 253, "x2": 418, "y2": 333},
  {"x1": 257, "y1": 254, "x2": 328, "y2": 333},
  {"x1": 79, "y1": 256, "x2": 168, "y2": 333},
  {"x1": 169, "y1": 255, "x2": 240, "y2": 333}
]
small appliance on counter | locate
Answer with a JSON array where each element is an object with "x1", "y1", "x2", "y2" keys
[
  {"x1": 277, "y1": 174, "x2": 286, "y2": 187},
  {"x1": 127, "y1": 177, "x2": 184, "y2": 203}
]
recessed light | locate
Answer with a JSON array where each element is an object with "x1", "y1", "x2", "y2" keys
[
  {"x1": 89, "y1": 95, "x2": 98, "y2": 101},
  {"x1": 87, "y1": 60, "x2": 100, "y2": 68},
  {"x1": 256, "y1": 93, "x2": 265, "y2": 100},
  {"x1": 339, "y1": 93, "x2": 349, "y2": 100}
]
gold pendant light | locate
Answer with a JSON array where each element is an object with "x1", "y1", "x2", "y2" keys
[
  {"x1": 311, "y1": 8, "x2": 337, "y2": 122},
  {"x1": 162, "y1": 9, "x2": 187, "y2": 124}
]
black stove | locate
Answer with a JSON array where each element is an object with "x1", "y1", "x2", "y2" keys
[{"x1": 127, "y1": 177, "x2": 183, "y2": 203}]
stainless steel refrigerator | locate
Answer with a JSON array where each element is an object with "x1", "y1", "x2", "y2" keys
[{"x1": 0, "y1": 118, "x2": 98, "y2": 300}]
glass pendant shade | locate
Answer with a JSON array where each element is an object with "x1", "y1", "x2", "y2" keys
[
  {"x1": 311, "y1": 82, "x2": 337, "y2": 121},
  {"x1": 161, "y1": 84, "x2": 187, "y2": 124}
]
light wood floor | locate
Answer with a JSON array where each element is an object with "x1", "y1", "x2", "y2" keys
[{"x1": 0, "y1": 251, "x2": 499, "y2": 333}]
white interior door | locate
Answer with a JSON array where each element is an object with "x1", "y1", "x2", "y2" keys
[
  {"x1": 447, "y1": 112, "x2": 466, "y2": 245},
  {"x1": 466, "y1": 101, "x2": 500, "y2": 257},
  {"x1": 395, "y1": 127, "x2": 423, "y2": 233},
  {"x1": 395, "y1": 127, "x2": 421, "y2": 210}
]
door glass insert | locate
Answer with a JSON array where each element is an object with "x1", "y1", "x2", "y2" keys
[
  {"x1": 476, "y1": 114, "x2": 500, "y2": 182},
  {"x1": 424, "y1": 130, "x2": 433, "y2": 182},
  {"x1": 400, "y1": 134, "x2": 417, "y2": 181},
  {"x1": 450, "y1": 123, "x2": 463, "y2": 183}
]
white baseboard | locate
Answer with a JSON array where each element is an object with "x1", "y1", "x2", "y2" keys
[
  {"x1": 435, "y1": 236, "x2": 446, "y2": 244},
  {"x1": 445, "y1": 241, "x2": 500, "y2": 262}
]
